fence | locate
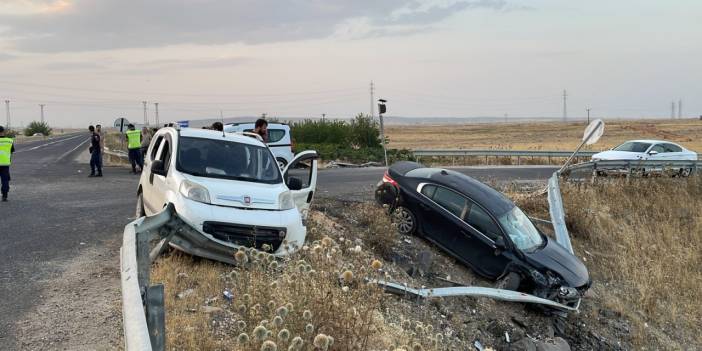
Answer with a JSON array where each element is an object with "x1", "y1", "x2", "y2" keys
[{"x1": 412, "y1": 149, "x2": 598, "y2": 165}]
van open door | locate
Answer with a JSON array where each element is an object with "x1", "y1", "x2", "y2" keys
[{"x1": 283, "y1": 151, "x2": 319, "y2": 219}]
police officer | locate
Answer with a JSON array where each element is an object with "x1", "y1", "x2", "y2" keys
[
  {"x1": 0, "y1": 126, "x2": 16, "y2": 202},
  {"x1": 125, "y1": 124, "x2": 143, "y2": 174}
]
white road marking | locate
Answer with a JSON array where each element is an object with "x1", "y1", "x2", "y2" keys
[
  {"x1": 15, "y1": 134, "x2": 84, "y2": 153},
  {"x1": 57, "y1": 138, "x2": 91, "y2": 161}
]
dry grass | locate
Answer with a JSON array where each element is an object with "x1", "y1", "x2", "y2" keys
[
  {"x1": 152, "y1": 205, "x2": 470, "y2": 350},
  {"x1": 514, "y1": 177, "x2": 702, "y2": 348},
  {"x1": 386, "y1": 119, "x2": 702, "y2": 152}
]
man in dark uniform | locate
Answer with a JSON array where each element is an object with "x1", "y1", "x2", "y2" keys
[
  {"x1": 0, "y1": 125, "x2": 16, "y2": 201},
  {"x1": 88, "y1": 125, "x2": 103, "y2": 177}
]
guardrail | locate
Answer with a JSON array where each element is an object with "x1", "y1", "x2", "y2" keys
[
  {"x1": 563, "y1": 159, "x2": 701, "y2": 177},
  {"x1": 412, "y1": 149, "x2": 598, "y2": 165}
]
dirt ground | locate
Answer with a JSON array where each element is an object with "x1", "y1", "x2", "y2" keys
[
  {"x1": 12, "y1": 240, "x2": 123, "y2": 350},
  {"x1": 386, "y1": 119, "x2": 702, "y2": 152}
]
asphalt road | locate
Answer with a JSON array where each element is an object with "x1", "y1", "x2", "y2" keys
[{"x1": 0, "y1": 135, "x2": 557, "y2": 347}]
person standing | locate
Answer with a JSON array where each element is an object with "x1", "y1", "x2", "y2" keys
[
  {"x1": 0, "y1": 126, "x2": 15, "y2": 201},
  {"x1": 125, "y1": 124, "x2": 143, "y2": 174},
  {"x1": 254, "y1": 118, "x2": 269, "y2": 142},
  {"x1": 140, "y1": 126, "x2": 152, "y2": 160},
  {"x1": 96, "y1": 124, "x2": 105, "y2": 172},
  {"x1": 88, "y1": 125, "x2": 103, "y2": 177},
  {"x1": 211, "y1": 122, "x2": 224, "y2": 132}
]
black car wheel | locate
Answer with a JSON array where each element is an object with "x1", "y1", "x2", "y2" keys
[
  {"x1": 136, "y1": 192, "x2": 146, "y2": 217},
  {"x1": 496, "y1": 272, "x2": 521, "y2": 291},
  {"x1": 393, "y1": 206, "x2": 417, "y2": 235}
]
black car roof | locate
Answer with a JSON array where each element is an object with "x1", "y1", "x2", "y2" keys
[{"x1": 428, "y1": 169, "x2": 515, "y2": 216}]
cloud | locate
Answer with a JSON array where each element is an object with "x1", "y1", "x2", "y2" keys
[{"x1": 0, "y1": 0, "x2": 510, "y2": 53}]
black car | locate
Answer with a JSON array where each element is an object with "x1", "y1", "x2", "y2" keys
[{"x1": 375, "y1": 161, "x2": 590, "y2": 306}]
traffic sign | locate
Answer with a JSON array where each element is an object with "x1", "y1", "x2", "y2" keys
[
  {"x1": 177, "y1": 120, "x2": 189, "y2": 128},
  {"x1": 113, "y1": 117, "x2": 130, "y2": 133}
]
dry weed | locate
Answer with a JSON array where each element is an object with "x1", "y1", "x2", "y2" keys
[{"x1": 560, "y1": 177, "x2": 702, "y2": 347}]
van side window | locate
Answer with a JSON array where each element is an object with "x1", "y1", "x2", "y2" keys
[
  {"x1": 159, "y1": 140, "x2": 171, "y2": 172},
  {"x1": 150, "y1": 136, "x2": 164, "y2": 161}
]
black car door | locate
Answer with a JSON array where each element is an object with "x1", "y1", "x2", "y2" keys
[
  {"x1": 454, "y1": 200, "x2": 512, "y2": 278},
  {"x1": 416, "y1": 184, "x2": 469, "y2": 254}
]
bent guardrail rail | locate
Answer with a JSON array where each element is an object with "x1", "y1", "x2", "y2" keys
[
  {"x1": 547, "y1": 173, "x2": 573, "y2": 255},
  {"x1": 413, "y1": 149, "x2": 599, "y2": 158},
  {"x1": 372, "y1": 280, "x2": 580, "y2": 312}
]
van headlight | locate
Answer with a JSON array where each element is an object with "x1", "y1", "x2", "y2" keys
[
  {"x1": 279, "y1": 191, "x2": 295, "y2": 210},
  {"x1": 179, "y1": 180, "x2": 211, "y2": 204}
]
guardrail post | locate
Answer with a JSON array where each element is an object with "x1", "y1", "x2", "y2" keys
[
  {"x1": 517, "y1": 156, "x2": 520, "y2": 165},
  {"x1": 145, "y1": 284, "x2": 166, "y2": 351},
  {"x1": 137, "y1": 231, "x2": 151, "y2": 291}
]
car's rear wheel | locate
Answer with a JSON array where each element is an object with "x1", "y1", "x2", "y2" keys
[
  {"x1": 393, "y1": 206, "x2": 417, "y2": 235},
  {"x1": 496, "y1": 272, "x2": 521, "y2": 291},
  {"x1": 678, "y1": 168, "x2": 692, "y2": 177},
  {"x1": 136, "y1": 192, "x2": 146, "y2": 217},
  {"x1": 276, "y1": 157, "x2": 288, "y2": 170}
]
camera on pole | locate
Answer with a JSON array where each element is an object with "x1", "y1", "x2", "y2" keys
[{"x1": 377, "y1": 99, "x2": 388, "y2": 167}]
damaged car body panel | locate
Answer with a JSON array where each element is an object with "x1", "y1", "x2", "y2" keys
[{"x1": 375, "y1": 161, "x2": 590, "y2": 309}]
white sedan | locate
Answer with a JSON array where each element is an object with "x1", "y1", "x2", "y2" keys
[{"x1": 592, "y1": 140, "x2": 697, "y2": 162}]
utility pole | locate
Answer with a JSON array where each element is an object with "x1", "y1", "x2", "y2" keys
[
  {"x1": 262, "y1": 113, "x2": 267, "y2": 119},
  {"x1": 39, "y1": 104, "x2": 45, "y2": 123},
  {"x1": 154, "y1": 102, "x2": 159, "y2": 126},
  {"x1": 671, "y1": 101, "x2": 676, "y2": 119},
  {"x1": 586, "y1": 107, "x2": 591, "y2": 125},
  {"x1": 562, "y1": 89, "x2": 568, "y2": 121},
  {"x1": 142, "y1": 101, "x2": 148, "y2": 126},
  {"x1": 370, "y1": 81, "x2": 375, "y2": 119},
  {"x1": 678, "y1": 99, "x2": 682, "y2": 119},
  {"x1": 5, "y1": 100, "x2": 11, "y2": 130},
  {"x1": 322, "y1": 113, "x2": 326, "y2": 122}
]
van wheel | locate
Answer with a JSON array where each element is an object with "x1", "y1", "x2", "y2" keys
[
  {"x1": 276, "y1": 158, "x2": 288, "y2": 170},
  {"x1": 496, "y1": 272, "x2": 521, "y2": 291},
  {"x1": 136, "y1": 192, "x2": 146, "y2": 217},
  {"x1": 393, "y1": 206, "x2": 417, "y2": 235}
]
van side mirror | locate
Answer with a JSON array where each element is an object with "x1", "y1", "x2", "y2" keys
[
  {"x1": 287, "y1": 176, "x2": 303, "y2": 191},
  {"x1": 152, "y1": 160, "x2": 166, "y2": 176}
]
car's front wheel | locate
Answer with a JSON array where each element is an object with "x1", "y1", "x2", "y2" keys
[
  {"x1": 136, "y1": 192, "x2": 146, "y2": 218},
  {"x1": 496, "y1": 272, "x2": 521, "y2": 291},
  {"x1": 393, "y1": 206, "x2": 417, "y2": 235}
]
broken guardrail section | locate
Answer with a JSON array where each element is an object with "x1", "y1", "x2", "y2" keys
[{"x1": 372, "y1": 280, "x2": 580, "y2": 312}]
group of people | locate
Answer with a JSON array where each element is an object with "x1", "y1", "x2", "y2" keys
[
  {"x1": 87, "y1": 123, "x2": 154, "y2": 177},
  {"x1": 202, "y1": 119, "x2": 269, "y2": 141}
]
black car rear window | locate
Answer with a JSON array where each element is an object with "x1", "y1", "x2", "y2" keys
[{"x1": 465, "y1": 204, "x2": 501, "y2": 241}]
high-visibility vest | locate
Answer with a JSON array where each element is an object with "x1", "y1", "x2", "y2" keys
[
  {"x1": 126, "y1": 130, "x2": 141, "y2": 149},
  {"x1": 0, "y1": 137, "x2": 13, "y2": 166}
]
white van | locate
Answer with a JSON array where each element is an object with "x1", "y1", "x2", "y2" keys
[
  {"x1": 136, "y1": 126, "x2": 318, "y2": 256},
  {"x1": 224, "y1": 122, "x2": 294, "y2": 169}
]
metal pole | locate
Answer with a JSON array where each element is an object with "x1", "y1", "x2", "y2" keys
[
  {"x1": 142, "y1": 101, "x2": 148, "y2": 126},
  {"x1": 586, "y1": 108, "x2": 591, "y2": 125},
  {"x1": 39, "y1": 104, "x2": 45, "y2": 123},
  {"x1": 154, "y1": 103, "x2": 159, "y2": 126},
  {"x1": 4, "y1": 100, "x2": 10, "y2": 130},
  {"x1": 379, "y1": 112, "x2": 388, "y2": 167},
  {"x1": 558, "y1": 119, "x2": 603, "y2": 173}
]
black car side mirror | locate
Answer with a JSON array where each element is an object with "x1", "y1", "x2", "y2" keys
[
  {"x1": 152, "y1": 160, "x2": 166, "y2": 176},
  {"x1": 287, "y1": 176, "x2": 303, "y2": 191}
]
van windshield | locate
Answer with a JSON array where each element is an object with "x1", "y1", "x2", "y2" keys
[
  {"x1": 177, "y1": 137, "x2": 282, "y2": 184},
  {"x1": 498, "y1": 206, "x2": 544, "y2": 252}
]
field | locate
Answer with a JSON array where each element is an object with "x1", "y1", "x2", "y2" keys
[
  {"x1": 151, "y1": 175, "x2": 702, "y2": 350},
  {"x1": 385, "y1": 119, "x2": 702, "y2": 152}
]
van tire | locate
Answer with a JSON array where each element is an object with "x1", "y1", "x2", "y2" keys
[
  {"x1": 276, "y1": 157, "x2": 288, "y2": 169},
  {"x1": 136, "y1": 192, "x2": 146, "y2": 217}
]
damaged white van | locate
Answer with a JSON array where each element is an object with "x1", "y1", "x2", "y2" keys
[{"x1": 136, "y1": 126, "x2": 318, "y2": 257}]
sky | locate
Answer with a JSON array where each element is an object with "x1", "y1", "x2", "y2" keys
[{"x1": 0, "y1": 0, "x2": 701, "y2": 128}]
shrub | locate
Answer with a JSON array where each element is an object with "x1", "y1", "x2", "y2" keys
[{"x1": 24, "y1": 121, "x2": 52, "y2": 136}]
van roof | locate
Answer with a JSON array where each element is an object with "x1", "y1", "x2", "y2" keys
[{"x1": 177, "y1": 127, "x2": 266, "y2": 147}]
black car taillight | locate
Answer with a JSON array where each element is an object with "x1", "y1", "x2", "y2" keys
[{"x1": 382, "y1": 171, "x2": 398, "y2": 187}]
